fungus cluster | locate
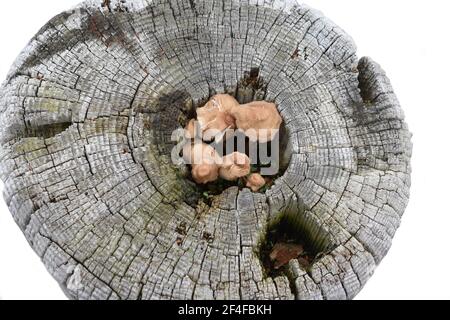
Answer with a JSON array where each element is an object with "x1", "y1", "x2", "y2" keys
[{"x1": 183, "y1": 94, "x2": 282, "y2": 192}]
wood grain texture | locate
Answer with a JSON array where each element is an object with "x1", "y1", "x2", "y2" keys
[{"x1": 0, "y1": 0, "x2": 412, "y2": 300}]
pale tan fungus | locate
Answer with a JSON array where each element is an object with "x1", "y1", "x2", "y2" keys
[
  {"x1": 186, "y1": 96, "x2": 282, "y2": 186},
  {"x1": 230, "y1": 101, "x2": 282, "y2": 143},
  {"x1": 183, "y1": 143, "x2": 220, "y2": 184},
  {"x1": 245, "y1": 173, "x2": 266, "y2": 192},
  {"x1": 219, "y1": 152, "x2": 251, "y2": 181},
  {"x1": 196, "y1": 94, "x2": 239, "y2": 141}
]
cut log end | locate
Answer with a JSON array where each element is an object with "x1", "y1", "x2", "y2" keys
[{"x1": 0, "y1": 0, "x2": 411, "y2": 300}]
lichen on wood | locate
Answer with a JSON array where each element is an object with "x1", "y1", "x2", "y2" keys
[{"x1": 0, "y1": 0, "x2": 412, "y2": 300}]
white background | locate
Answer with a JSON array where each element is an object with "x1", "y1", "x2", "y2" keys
[{"x1": 0, "y1": 0, "x2": 449, "y2": 300}]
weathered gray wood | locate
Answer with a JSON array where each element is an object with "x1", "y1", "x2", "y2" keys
[{"x1": 0, "y1": 0, "x2": 412, "y2": 300}]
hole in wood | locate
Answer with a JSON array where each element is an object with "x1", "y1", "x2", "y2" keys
[
  {"x1": 259, "y1": 201, "x2": 336, "y2": 279},
  {"x1": 177, "y1": 68, "x2": 292, "y2": 204}
]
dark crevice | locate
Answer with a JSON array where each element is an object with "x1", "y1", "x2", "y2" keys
[
  {"x1": 188, "y1": 0, "x2": 197, "y2": 13},
  {"x1": 101, "y1": 0, "x2": 112, "y2": 12},
  {"x1": 258, "y1": 200, "x2": 336, "y2": 294},
  {"x1": 357, "y1": 57, "x2": 377, "y2": 104},
  {"x1": 24, "y1": 122, "x2": 72, "y2": 139},
  {"x1": 235, "y1": 67, "x2": 268, "y2": 103}
]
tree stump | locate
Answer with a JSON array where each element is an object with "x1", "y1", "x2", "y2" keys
[{"x1": 0, "y1": 0, "x2": 412, "y2": 300}]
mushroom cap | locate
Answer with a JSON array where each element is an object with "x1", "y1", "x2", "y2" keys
[
  {"x1": 231, "y1": 101, "x2": 282, "y2": 143},
  {"x1": 219, "y1": 152, "x2": 251, "y2": 181},
  {"x1": 196, "y1": 94, "x2": 239, "y2": 141},
  {"x1": 192, "y1": 163, "x2": 219, "y2": 184},
  {"x1": 183, "y1": 143, "x2": 220, "y2": 184},
  {"x1": 205, "y1": 94, "x2": 240, "y2": 113},
  {"x1": 183, "y1": 142, "x2": 220, "y2": 164},
  {"x1": 202, "y1": 112, "x2": 236, "y2": 141},
  {"x1": 246, "y1": 173, "x2": 266, "y2": 192}
]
